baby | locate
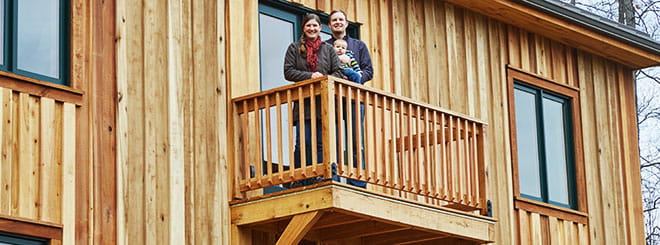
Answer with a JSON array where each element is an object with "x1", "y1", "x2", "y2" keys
[{"x1": 333, "y1": 39, "x2": 362, "y2": 84}]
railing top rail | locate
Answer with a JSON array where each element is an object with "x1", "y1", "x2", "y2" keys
[
  {"x1": 230, "y1": 76, "x2": 329, "y2": 103},
  {"x1": 231, "y1": 75, "x2": 488, "y2": 126},
  {"x1": 330, "y1": 78, "x2": 488, "y2": 126}
]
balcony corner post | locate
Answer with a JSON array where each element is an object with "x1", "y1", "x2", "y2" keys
[
  {"x1": 229, "y1": 102, "x2": 244, "y2": 200},
  {"x1": 321, "y1": 76, "x2": 337, "y2": 180},
  {"x1": 478, "y1": 125, "x2": 488, "y2": 216}
]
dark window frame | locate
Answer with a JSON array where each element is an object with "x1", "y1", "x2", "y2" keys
[
  {"x1": 513, "y1": 82, "x2": 577, "y2": 208},
  {"x1": 0, "y1": 215, "x2": 62, "y2": 244},
  {"x1": 0, "y1": 232, "x2": 48, "y2": 245},
  {"x1": 0, "y1": 0, "x2": 70, "y2": 86},
  {"x1": 258, "y1": 0, "x2": 361, "y2": 40},
  {"x1": 507, "y1": 67, "x2": 588, "y2": 224}
]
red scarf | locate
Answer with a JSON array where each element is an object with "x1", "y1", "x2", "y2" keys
[{"x1": 305, "y1": 37, "x2": 321, "y2": 72}]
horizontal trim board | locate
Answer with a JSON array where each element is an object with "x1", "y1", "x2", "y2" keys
[
  {"x1": 0, "y1": 71, "x2": 83, "y2": 105},
  {"x1": 0, "y1": 214, "x2": 63, "y2": 241}
]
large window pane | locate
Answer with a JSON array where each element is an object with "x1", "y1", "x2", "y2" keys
[
  {"x1": 17, "y1": 0, "x2": 60, "y2": 78},
  {"x1": 514, "y1": 88, "x2": 542, "y2": 199},
  {"x1": 543, "y1": 98, "x2": 571, "y2": 206},
  {"x1": 259, "y1": 13, "x2": 295, "y2": 166}
]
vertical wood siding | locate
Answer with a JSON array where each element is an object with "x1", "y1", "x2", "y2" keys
[
  {"x1": 280, "y1": 1, "x2": 642, "y2": 244},
  {"x1": 577, "y1": 52, "x2": 644, "y2": 245},
  {"x1": 116, "y1": 0, "x2": 229, "y2": 244},
  {"x1": 108, "y1": 0, "x2": 644, "y2": 244},
  {"x1": 516, "y1": 210, "x2": 589, "y2": 245},
  {"x1": 0, "y1": 89, "x2": 76, "y2": 241}
]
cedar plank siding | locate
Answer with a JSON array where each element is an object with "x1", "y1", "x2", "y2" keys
[{"x1": 0, "y1": 0, "x2": 649, "y2": 244}]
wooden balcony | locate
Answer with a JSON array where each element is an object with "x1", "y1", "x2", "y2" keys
[{"x1": 229, "y1": 76, "x2": 494, "y2": 244}]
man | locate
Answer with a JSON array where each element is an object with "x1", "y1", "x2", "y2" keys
[
  {"x1": 325, "y1": 10, "x2": 373, "y2": 188},
  {"x1": 325, "y1": 10, "x2": 374, "y2": 84}
]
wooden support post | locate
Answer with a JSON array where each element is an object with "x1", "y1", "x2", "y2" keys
[
  {"x1": 321, "y1": 77, "x2": 337, "y2": 179},
  {"x1": 276, "y1": 211, "x2": 323, "y2": 245},
  {"x1": 477, "y1": 125, "x2": 488, "y2": 215},
  {"x1": 231, "y1": 225, "x2": 252, "y2": 245}
]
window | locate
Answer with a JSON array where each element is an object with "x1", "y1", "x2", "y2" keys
[
  {"x1": 0, "y1": 0, "x2": 69, "y2": 85},
  {"x1": 257, "y1": 0, "x2": 361, "y2": 173},
  {"x1": 0, "y1": 232, "x2": 47, "y2": 245},
  {"x1": 508, "y1": 69, "x2": 586, "y2": 218},
  {"x1": 513, "y1": 82, "x2": 576, "y2": 208}
]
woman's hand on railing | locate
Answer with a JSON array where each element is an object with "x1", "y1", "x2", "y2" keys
[{"x1": 311, "y1": 72, "x2": 324, "y2": 79}]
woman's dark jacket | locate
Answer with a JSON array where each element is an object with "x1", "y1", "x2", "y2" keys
[{"x1": 284, "y1": 41, "x2": 343, "y2": 121}]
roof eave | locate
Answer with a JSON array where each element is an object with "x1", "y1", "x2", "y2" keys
[{"x1": 443, "y1": 0, "x2": 660, "y2": 69}]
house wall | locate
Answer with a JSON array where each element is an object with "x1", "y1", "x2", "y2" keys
[
  {"x1": 85, "y1": 0, "x2": 645, "y2": 245},
  {"x1": 0, "y1": 0, "x2": 115, "y2": 244},
  {"x1": 115, "y1": 0, "x2": 229, "y2": 244},
  {"x1": 0, "y1": 90, "x2": 76, "y2": 244}
]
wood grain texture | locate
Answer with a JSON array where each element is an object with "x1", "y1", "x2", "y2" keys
[
  {"x1": 0, "y1": 89, "x2": 76, "y2": 242},
  {"x1": 114, "y1": 0, "x2": 230, "y2": 244},
  {"x1": 0, "y1": 0, "x2": 633, "y2": 243}
]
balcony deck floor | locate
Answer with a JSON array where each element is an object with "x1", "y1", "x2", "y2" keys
[{"x1": 230, "y1": 183, "x2": 495, "y2": 244}]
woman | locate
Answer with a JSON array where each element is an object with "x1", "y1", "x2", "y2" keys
[{"x1": 283, "y1": 13, "x2": 342, "y2": 173}]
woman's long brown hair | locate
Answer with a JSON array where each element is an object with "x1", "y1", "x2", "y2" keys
[{"x1": 299, "y1": 13, "x2": 321, "y2": 58}]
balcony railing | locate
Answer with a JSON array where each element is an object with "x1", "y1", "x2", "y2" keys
[{"x1": 230, "y1": 76, "x2": 488, "y2": 215}]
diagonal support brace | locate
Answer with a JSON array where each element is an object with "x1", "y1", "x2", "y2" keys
[{"x1": 276, "y1": 211, "x2": 324, "y2": 245}]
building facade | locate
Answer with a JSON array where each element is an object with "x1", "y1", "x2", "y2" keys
[{"x1": 0, "y1": 0, "x2": 658, "y2": 244}]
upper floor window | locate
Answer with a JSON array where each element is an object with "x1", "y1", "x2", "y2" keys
[
  {"x1": 508, "y1": 69, "x2": 585, "y2": 215},
  {"x1": 513, "y1": 82, "x2": 577, "y2": 209},
  {"x1": 0, "y1": 0, "x2": 69, "y2": 85}
]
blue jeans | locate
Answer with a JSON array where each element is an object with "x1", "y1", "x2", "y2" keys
[{"x1": 343, "y1": 68, "x2": 361, "y2": 84}]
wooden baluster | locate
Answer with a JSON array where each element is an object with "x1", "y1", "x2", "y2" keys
[
  {"x1": 478, "y1": 124, "x2": 487, "y2": 214},
  {"x1": 346, "y1": 86, "x2": 354, "y2": 179},
  {"x1": 276, "y1": 92, "x2": 284, "y2": 182},
  {"x1": 298, "y1": 87, "x2": 306, "y2": 178},
  {"x1": 364, "y1": 90, "x2": 372, "y2": 182},
  {"x1": 414, "y1": 105, "x2": 421, "y2": 194},
  {"x1": 355, "y1": 88, "x2": 363, "y2": 181},
  {"x1": 430, "y1": 110, "x2": 438, "y2": 198},
  {"x1": 310, "y1": 83, "x2": 318, "y2": 175},
  {"x1": 406, "y1": 102, "x2": 413, "y2": 193},
  {"x1": 265, "y1": 94, "x2": 273, "y2": 185},
  {"x1": 337, "y1": 83, "x2": 344, "y2": 175},
  {"x1": 388, "y1": 97, "x2": 395, "y2": 189},
  {"x1": 254, "y1": 97, "x2": 263, "y2": 187},
  {"x1": 458, "y1": 117, "x2": 465, "y2": 204},
  {"x1": 415, "y1": 105, "x2": 428, "y2": 195},
  {"x1": 424, "y1": 108, "x2": 431, "y2": 196},
  {"x1": 402, "y1": 102, "x2": 408, "y2": 192},
  {"x1": 426, "y1": 109, "x2": 440, "y2": 198},
  {"x1": 287, "y1": 89, "x2": 295, "y2": 182},
  {"x1": 375, "y1": 93, "x2": 383, "y2": 184},
  {"x1": 232, "y1": 103, "x2": 243, "y2": 198},
  {"x1": 384, "y1": 96, "x2": 393, "y2": 187},
  {"x1": 456, "y1": 117, "x2": 464, "y2": 204},
  {"x1": 397, "y1": 99, "x2": 404, "y2": 190},
  {"x1": 457, "y1": 118, "x2": 464, "y2": 204},
  {"x1": 448, "y1": 114, "x2": 454, "y2": 202},
  {"x1": 471, "y1": 121, "x2": 478, "y2": 206},
  {"x1": 241, "y1": 100, "x2": 251, "y2": 189},
  {"x1": 463, "y1": 119, "x2": 470, "y2": 205},
  {"x1": 440, "y1": 113, "x2": 447, "y2": 200}
]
